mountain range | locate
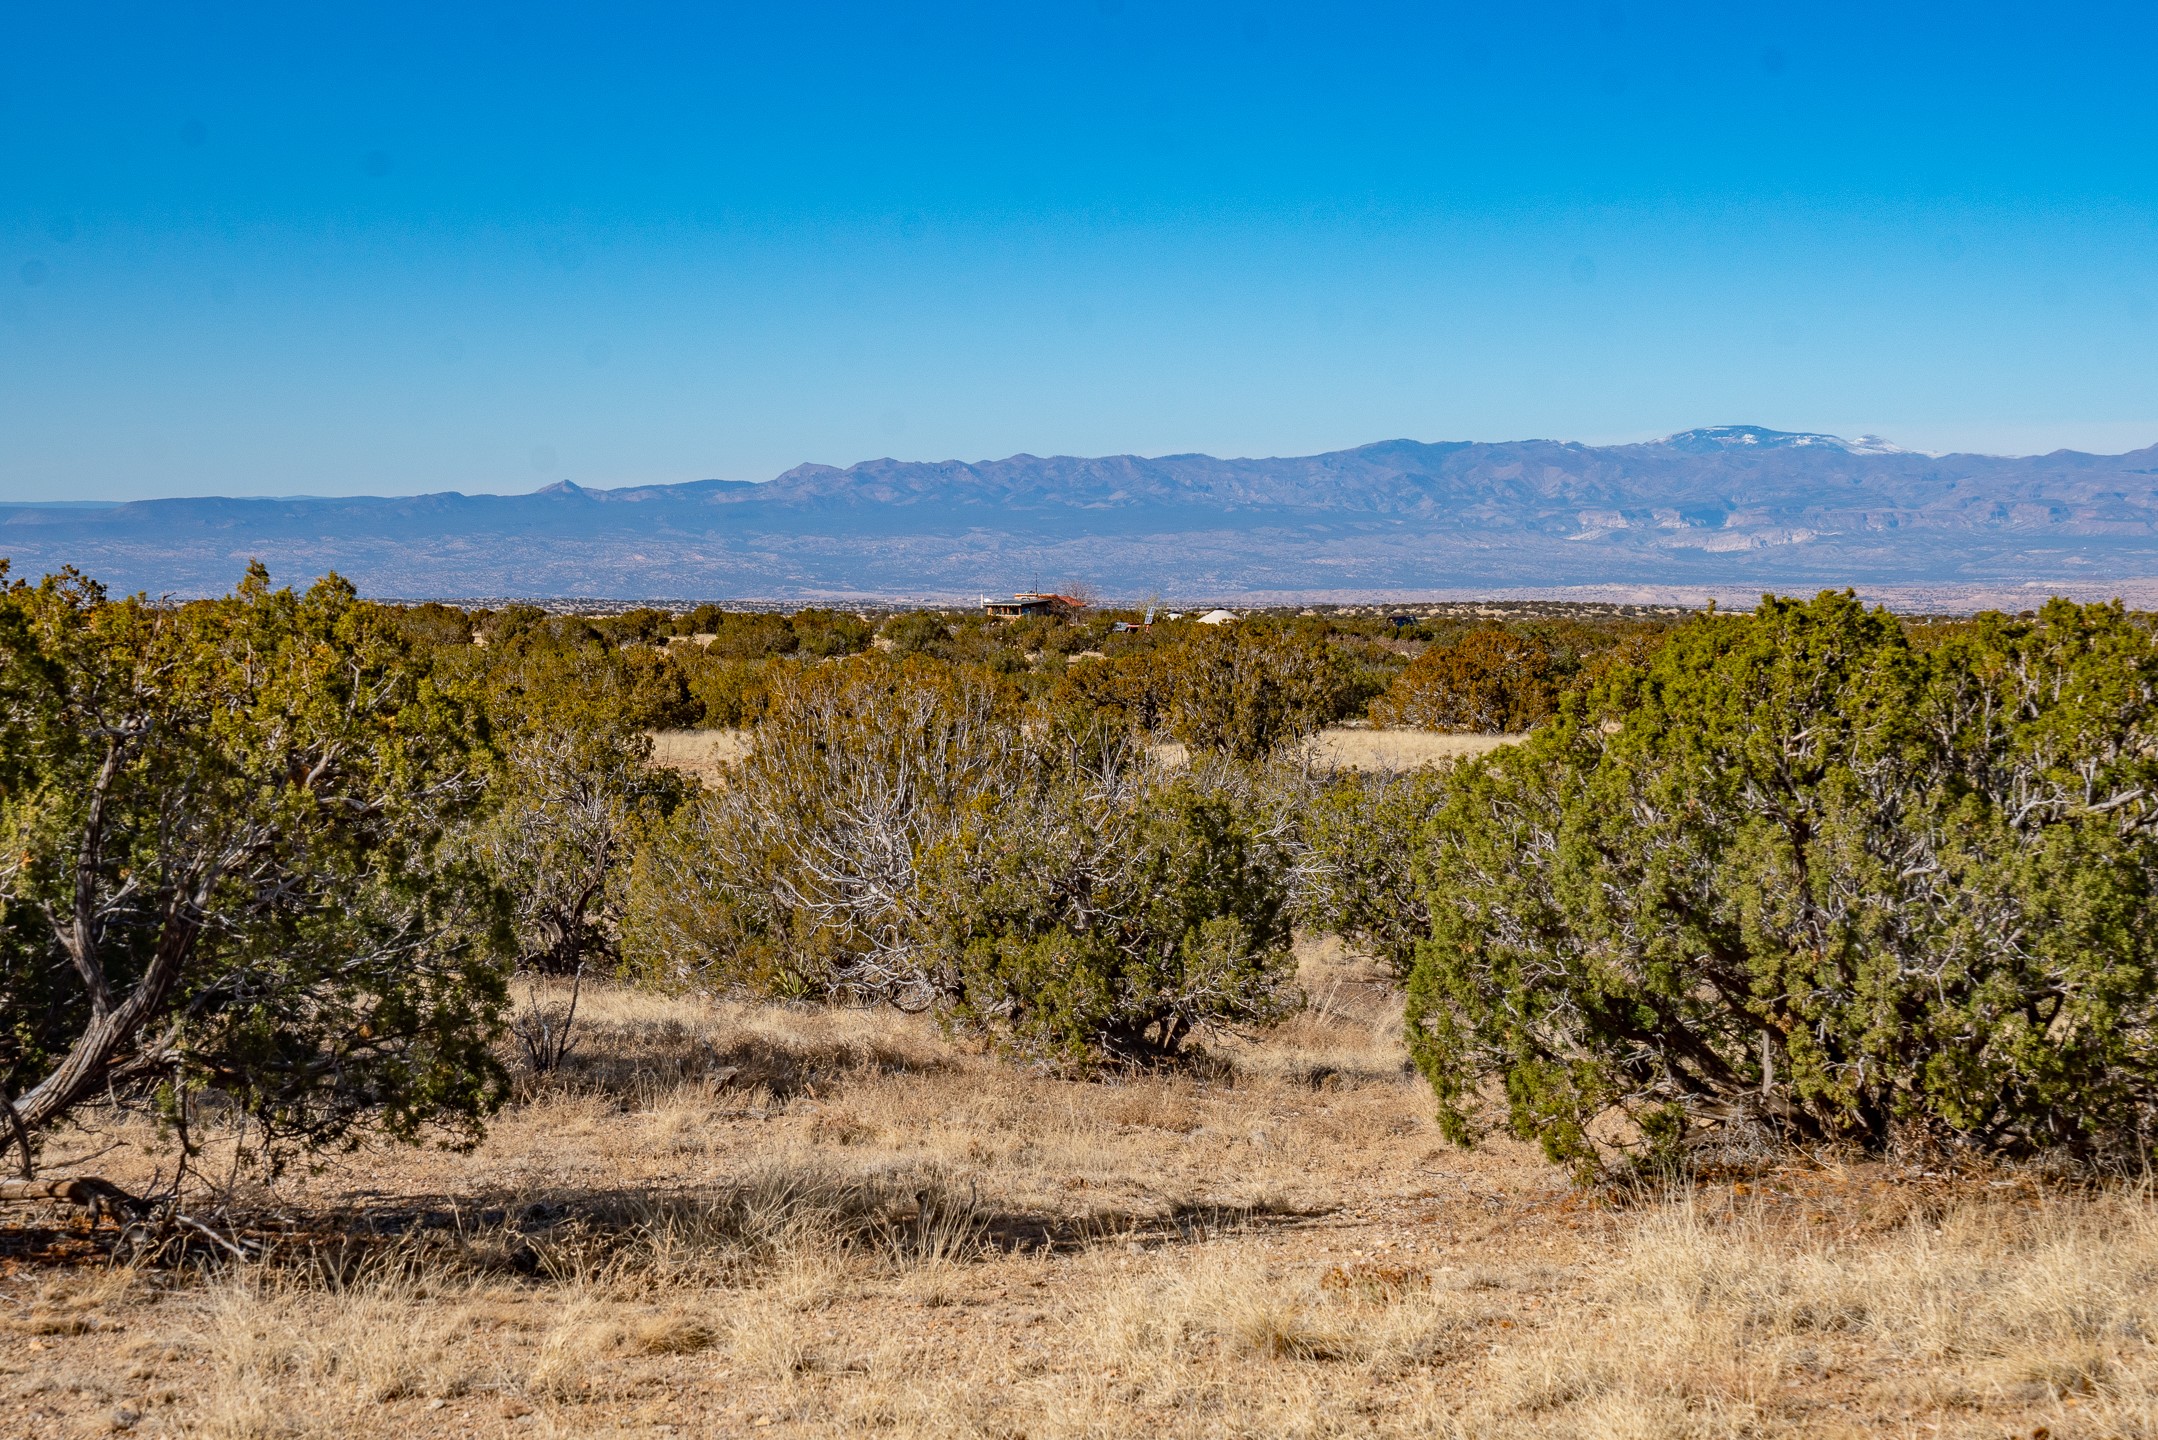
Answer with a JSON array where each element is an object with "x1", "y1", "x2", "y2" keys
[{"x1": 8, "y1": 426, "x2": 2158, "y2": 605}]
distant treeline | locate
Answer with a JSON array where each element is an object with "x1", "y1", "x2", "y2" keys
[{"x1": 401, "y1": 596, "x2": 1682, "y2": 738}]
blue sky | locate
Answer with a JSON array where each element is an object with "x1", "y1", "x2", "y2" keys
[{"x1": 2, "y1": 1, "x2": 2155, "y2": 500}]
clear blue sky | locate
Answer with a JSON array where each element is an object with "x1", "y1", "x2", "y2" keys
[{"x1": 3, "y1": 1, "x2": 2155, "y2": 500}]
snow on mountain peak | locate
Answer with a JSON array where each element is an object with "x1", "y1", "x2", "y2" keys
[{"x1": 1660, "y1": 426, "x2": 1906, "y2": 456}]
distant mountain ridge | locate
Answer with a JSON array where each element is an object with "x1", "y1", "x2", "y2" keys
[{"x1": 7, "y1": 427, "x2": 2158, "y2": 603}]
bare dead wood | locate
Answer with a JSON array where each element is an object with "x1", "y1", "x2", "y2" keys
[
  {"x1": 0, "y1": 1092, "x2": 31, "y2": 1179},
  {"x1": 0, "y1": 1175, "x2": 152, "y2": 1221},
  {"x1": 511, "y1": 963, "x2": 584, "y2": 1074},
  {"x1": 13, "y1": 902, "x2": 201, "y2": 1134}
]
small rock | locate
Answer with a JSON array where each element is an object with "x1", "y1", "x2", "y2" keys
[
  {"x1": 108, "y1": 1408, "x2": 142, "y2": 1433},
  {"x1": 425, "y1": 1397, "x2": 447, "y2": 1411}
]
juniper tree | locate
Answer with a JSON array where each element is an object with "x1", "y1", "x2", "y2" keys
[
  {"x1": 1406, "y1": 592, "x2": 2158, "y2": 1176},
  {"x1": 0, "y1": 564, "x2": 512, "y2": 1181}
]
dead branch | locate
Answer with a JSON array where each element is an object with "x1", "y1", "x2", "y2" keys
[{"x1": 0, "y1": 1174, "x2": 153, "y2": 1222}]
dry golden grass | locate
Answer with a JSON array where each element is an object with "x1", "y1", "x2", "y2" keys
[
  {"x1": 653, "y1": 726, "x2": 1516, "y2": 790},
  {"x1": 1299, "y1": 726, "x2": 1522, "y2": 771},
  {"x1": 644, "y1": 728, "x2": 750, "y2": 788},
  {"x1": 2, "y1": 948, "x2": 2148, "y2": 1437},
  {"x1": 1151, "y1": 726, "x2": 1521, "y2": 774}
]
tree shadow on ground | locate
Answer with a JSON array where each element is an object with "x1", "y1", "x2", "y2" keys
[{"x1": 0, "y1": 1173, "x2": 1334, "y2": 1278}]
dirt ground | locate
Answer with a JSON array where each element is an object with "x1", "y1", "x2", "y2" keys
[
  {"x1": 1298, "y1": 727, "x2": 1520, "y2": 771},
  {"x1": 645, "y1": 730, "x2": 752, "y2": 789},
  {"x1": 648, "y1": 727, "x2": 1521, "y2": 791},
  {"x1": 0, "y1": 949, "x2": 2142, "y2": 1439}
]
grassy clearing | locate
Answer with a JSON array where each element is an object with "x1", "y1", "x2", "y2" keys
[
  {"x1": 651, "y1": 725, "x2": 1521, "y2": 791},
  {"x1": 0, "y1": 949, "x2": 2145, "y2": 1438},
  {"x1": 643, "y1": 728, "x2": 751, "y2": 789}
]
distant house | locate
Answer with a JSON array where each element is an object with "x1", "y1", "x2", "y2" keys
[
  {"x1": 982, "y1": 592, "x2": 1087, "y2": 619},
  {"x1": 1112, "y1": 606, "x2": 1158, "y2": 634},
  {"x1": 1195, "y1": 609, "x2": 1239, "y2": 625}
]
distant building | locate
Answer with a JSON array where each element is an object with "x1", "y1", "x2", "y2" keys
[
  {"x1": 981, "y1": 592, "x2": 1087, "y2": 619},
  {"x1": 1195, "y1": 609, "x2": 1239, "y2": 625},
  {"x1": 1112, "y1": 606, "x2": 1158, "y2": 634}
]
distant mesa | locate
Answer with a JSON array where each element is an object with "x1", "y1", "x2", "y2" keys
[{"x1": 3, "y1": 427, "x2": 2156, "y2": 603}]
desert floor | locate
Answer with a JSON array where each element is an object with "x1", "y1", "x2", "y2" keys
[
  {"x1": 646, "y1": 727, "x2": 1523, "y2": 790},
  {"x1": 0, "y1": 949, "x2": 2141, "y2": 1439}
]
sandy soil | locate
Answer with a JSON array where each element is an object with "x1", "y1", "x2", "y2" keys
[
  {"x1": 646, "y1": 729, "x2": 752, "y2": 789},
  {"x1": 1299, "y1": 728, "x2": 1521, "y2": 770},
  {"x1": 2, "y1": 952, "x2": 2144, "y2": 1438},
  {"x1": 652, "y1": 727, "x2": 1517, "y2": 790}
]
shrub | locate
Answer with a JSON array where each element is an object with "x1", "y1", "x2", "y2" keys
[
  {"x1": 788, "y1": 608, "x2": 873, "y2": 658},
  {"x1": 1405, "y1": 592, "x2": 2158, "y2": 1176},
  {"x1": 1327, "y1": 634, "x2": 1412, "y2": 720},
  {"x1": 595, "y1": 607, "x2": 675, "y2": 645},
  {"x1": 923, "y1": 763, "x2": 1298, "y2": 1063},
  {"x1": 676, "y1": 602, "x2": 727, "y2": 635},
  {"x1": 1050, "y1": 650, "x2": 1174, "y2": 736},
  {"x1": 1368, "y1": 627, "x2": 1556, "y2": 732},
  {"x1": 0, "y1": 565, "x2": 512, "y2": 1172},
  {"x1": 678, "y1": 653, "x2": 782, "y2": 727},
  {"x1": 704, "y1": 611, "x2": 800, "y2": 660},
  {"x1": 474, "y1": 723, "x2": 685, "y2": 975},
  {"x1": 621, "y1": 655, "x2": 1296, "y2": 1062},
  {"x1": 476, "y1": 620, "x2": 700, "y2": 732},
  {"x1": 622, "y1": 655, "x2": 1024, "y2": 1005},
  {"x1": 1165, "y1": 619, "x2": 1354, "y2": 761},
  {"x1": 1296, "y1": 768, "x2": 1455, "y2": 979},
  {"x1": 880, "y1": 611, "x2": 955, "y2": 658}
]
